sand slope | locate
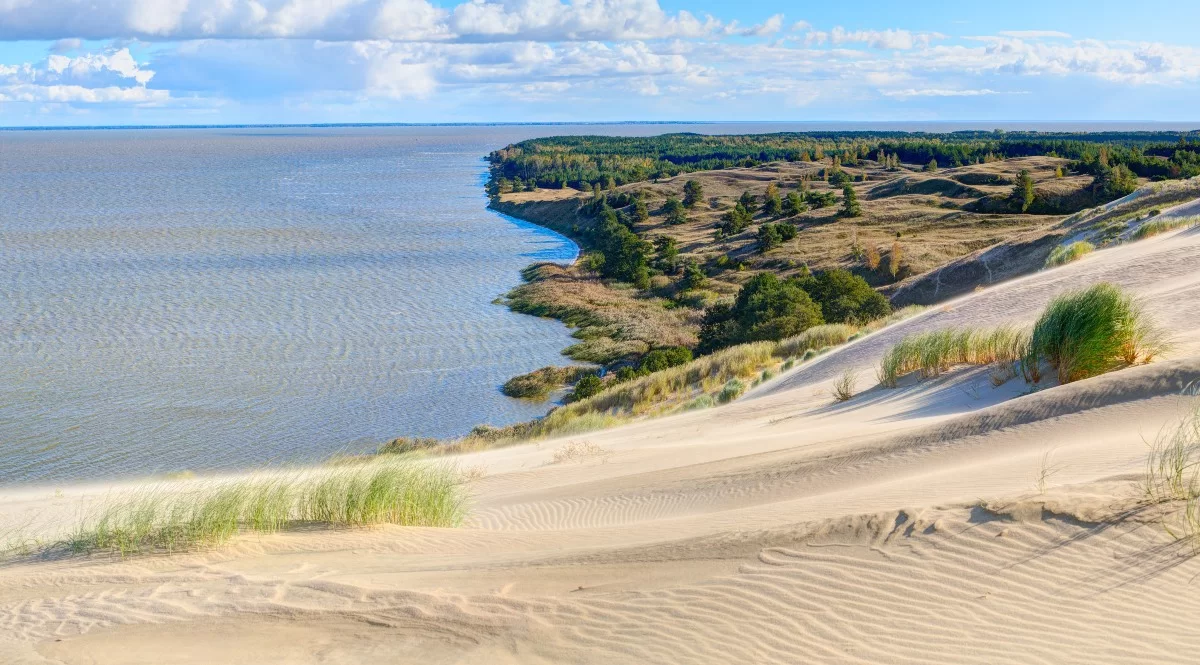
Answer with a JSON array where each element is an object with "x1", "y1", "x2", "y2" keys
[{"x1": 3, "y1": 221, "x2": 1200, "y2": 664}]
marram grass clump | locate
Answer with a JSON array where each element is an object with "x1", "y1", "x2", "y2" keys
[
  {"x1": 1026, "y1": 283, "x2": 1164, "y2": 384},
  {"x1": 876, "y1": 283, "x2": 1162, "y2": 389},
  {"x1": 60, "y1": 459, "x2": 466, "y2": 557},
  {"x1": 1045, "y1": 241, "x2": 1095, "y2": 268}
]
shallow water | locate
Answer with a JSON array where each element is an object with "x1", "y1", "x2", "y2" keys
[{"x1": 0, "y1": 125, "x2": 596, "y2": 485}]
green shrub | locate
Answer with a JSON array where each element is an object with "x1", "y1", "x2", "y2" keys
[
  {"x1": 379, "y1": 436, "x2": 441, "y2": 455},
  {"x1": 1026, "y1": 283, "x2": 1163, "y2": 384},
  {"x1": 570, "y1": 374, "x2": 605, "y2": 401},
  {"x1": 1045, "y1": 241, "x2": 1095, "y2": 267},
  {"x1": 502, "y1": 366, "x2": 595, "y2": 399},
  {"x1": 718, "y1": 379, "x2": 747, "y2": 404}
]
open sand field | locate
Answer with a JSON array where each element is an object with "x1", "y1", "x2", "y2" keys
[{"x1": 2, "y1": 205, "x2": 1200, "y2": 663}]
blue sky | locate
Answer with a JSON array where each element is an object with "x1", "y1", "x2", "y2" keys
[{"x1": 1, "y1": 0, "x2": 1198, "y2": 126}]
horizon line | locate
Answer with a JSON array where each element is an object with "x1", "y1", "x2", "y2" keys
[{"x1": 3, "y1": 120, "x2": 1200, "y2": 132}]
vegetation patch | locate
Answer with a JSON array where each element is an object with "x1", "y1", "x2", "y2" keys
[
  {"x1": 42, "y1": 460, "x2": 466, "y2": 557},
  {"x1": 877, "y1": 283, "x2": 1163, "y2": 389},
  {"x1": 503, "y1": 365, "x2": 596, "y2": 399},
  {"x1": 1026, "y1": 283, "x2": 1164, "y2": 384},
  {"x1": 1045, "y1": 241, "x2": 1095, "y2": 267}
]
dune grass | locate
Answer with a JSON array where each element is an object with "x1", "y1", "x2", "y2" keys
[
  {"x1": 877, "y1": 326, "x2": 1029, "y2": 388},
  {"x1": 58, "y1": 459, "x2": 466, "y2": 557},
  {"x1": 1131, "y1": 215, "x2": 1200, "y2": 241},
  {"x1": 1026, "y1": 283, "x2": 1164, "y2": 384},
  {"x1": 1045, "y1": 241, "x2": 1095, "y2": 268},
  {"x1": 831, "y1": 369, "x2": 858, "y2": 402},
  {"x1": 877, "y1": 284, "x2": 1161, "y2": 389},
  {"x1": 1143, "y1": 400, "x2": 1200, "y2": 548}
]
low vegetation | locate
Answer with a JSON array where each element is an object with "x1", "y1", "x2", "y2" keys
[
  {"x1": 1143, "y1": 400, "x2": 1200, "y2": 549},
  {"x1": 831, "y1": 369, "x2": 858, "y2": 402},
  {"x1": 877, "y1": 326, "x2": 1029, "y2": 388},
  {"x1": 503, "y1": 365, "x2": 596, "y2": 399},
  {"x1": 1026, "y1": 282, "x2": 1164, "y2": 384},
  {"x1": 877, "y1": 283, "x2": 1162, "y2": 388},
  {"x1": 1131, "y1": 214, "x2": 1200, "y2": 240},
  {"x1": 1045, "y1": 241, "x2": 1095, "y2": 267},
  {"x1": 52, "y1": 460, "x2": 466, "y2": 557}
]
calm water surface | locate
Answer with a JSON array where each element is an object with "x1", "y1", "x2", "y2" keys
[{"x1": 3, "y1": 122, "x2": 1176, "y2": 485}]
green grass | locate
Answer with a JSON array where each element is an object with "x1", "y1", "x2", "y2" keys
[
  {"x1": 717, "y1": 379, "x2": 747, "y2": 403},
  {"x1": 1143, "y1": 400, "x2": 1200, "y2": 548},
  {"x1": 1026, "y1": 283, "x2": 1163, "y2": 384},
  {"x1": 876, "y1": 283, "x2": 1163, "y2": 389},
  {"x1": 877, "y1": 326, "x2": 1029, "y2": 388},
  {"x1": 59, "y1": 460, "x2": 466, "y2": 557},
  {"x1": 1131, "y1": 215, "x2": 1200, "y2": 241},
  {"x1": 1045, "y1": 241, "x2": 1095, "y2": 268}
]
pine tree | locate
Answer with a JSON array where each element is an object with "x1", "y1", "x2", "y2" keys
[
  {"x1": 764, "y1": 183, "x2": 782, "y2": 216},
  {"x1": 840, "y1": 184, "x2": 862, "y2": 218},
  {"x1": 683, "y1": 180, "x2": 704, "y2": 208},
  {"x1": 925, "y1": 158, "x2": 938, "y2": 173},
  {"x1": 1012, "y1": 169, "x2": 1036, "y2": 212}
]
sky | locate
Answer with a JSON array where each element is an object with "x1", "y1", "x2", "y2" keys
[{"x1": 0, "y1": 0, "x2": 1198, "y2": 126}]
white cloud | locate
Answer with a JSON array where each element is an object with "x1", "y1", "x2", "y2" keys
[
  {"x1": 880, "y1": 88, "x2": 1009, "y2": 98},
  {"x1": 830, "y1": 27, "x2": 944, "y2": 50},
  {"x1": 0, "y1": 47, "x2": 162, "y2": 105},
  {"x1": 0, "y1": 0, "x2": 722, "y2": 43},
  {"x1": 738, "y1": 14, "x2": 784, "y2": 38},
  {"x1": 998, "y1": 30, "x2": 1071, "y2": 39}
]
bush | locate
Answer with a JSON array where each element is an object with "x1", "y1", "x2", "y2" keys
[
  {"x1": 697, "y1": 273, "x2": 825, "y2": 353},
  {"x1": 1026, "y1": 283, "x2": 1163, "y2": 384},
  {"x1": 570, "y1": 374, "x2": 605, "y2": 401},
  {"x1": 502, "y1": 366, "x2": 595, "y2": 399},
  {"x1": 1045, "y1": 241, "x2": 1095, "y2": 267},
  {"x1": 379, "y1": 436, "x2": 442, "y2": 455},
  {"x1": 800, "y1": 269, "x2": 891, "y2": 324},
  {"x1": 717, "y1": 379, "x2": 747, "y2": 403},
  {"x1": 640, "y1": 346, "x2": 694, "y2": 372}
]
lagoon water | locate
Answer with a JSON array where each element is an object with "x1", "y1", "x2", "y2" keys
[
  {"x1": 2, "y1": 121, "x2": 1181, "y2": 485},
  {"x1": 0, "y1": 125, "x2": 600, "y2": 485}
]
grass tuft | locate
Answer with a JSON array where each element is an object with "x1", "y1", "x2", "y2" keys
[
  {"x1": 1143, "y1": 400, "x2": 1200, "y2": 548},
  {"x1": 831, "y1": 369, "x2": 858, "y2": 402},
  {"x1": 1045, "y1": 241, "x2": 1095, "y2": 268},
  {"x1": 717, "y1": 379, "x2": 747, "y2": 404},
  {"x1": 60, "y1": 460, "x2": 465, "y2": 557},
  {"x1": 1026, "y1": 283, "x2": 1164, "y2": 384},
  {"x1": 877, "y1": 326, "x2": 1028, "y2": 388},
  {"x1": 1131, "y1": 215, "x2": 1200, "y2": 241}
]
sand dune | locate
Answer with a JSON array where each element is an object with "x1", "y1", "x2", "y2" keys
[{"x1": 3, "y1": 221, "x2": 1200, "y2": 664}]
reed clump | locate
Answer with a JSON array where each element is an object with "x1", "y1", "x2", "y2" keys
[{"x1": 62, "y1": 460, "x2": 465, "y2": 556}]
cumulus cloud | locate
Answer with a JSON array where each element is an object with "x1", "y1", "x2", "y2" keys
[
  {"x1": 0, "y1": 47, "x2": 162, "y2": 105},
  {"x1": 0, "y1": 0, "x2": 722, "y2": 43},
  {"x1": 830, "y1": 27, "x2": 944, "y2": 50},
  {"x1": 737, "y1": 14, "x2": 784, "y2": 38}
]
